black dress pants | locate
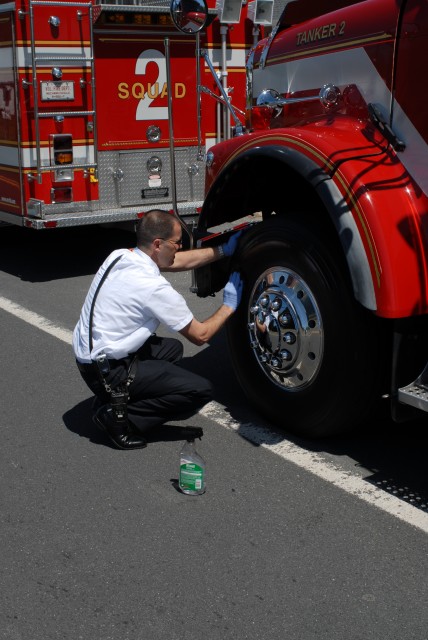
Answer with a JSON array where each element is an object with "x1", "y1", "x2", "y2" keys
[{"x1": 77, "y1": 335, "x2": 213, "y2": 435}]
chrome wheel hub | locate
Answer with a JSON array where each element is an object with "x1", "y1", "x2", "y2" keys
[{"x1": 247, "y1": 267, "x2": 323, "y2": 390}]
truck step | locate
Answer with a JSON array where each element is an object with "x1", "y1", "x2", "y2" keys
[{"x1": 398, "y1": 363, "x2": 428, "y2": 412}]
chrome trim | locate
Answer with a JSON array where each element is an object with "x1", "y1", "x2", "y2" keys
[
  {"x1": 256, "y1": 83, "x2": 341, "y2": 115},
  {"x1": 247, "y1": 266, "x2": 323, "y2": 390},
  {"x1": 259, "y1": 23, "x2": 279, "y2": 69}
]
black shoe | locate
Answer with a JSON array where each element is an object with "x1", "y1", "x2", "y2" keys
[{"x1": 93, "y1": 405, "x2": 147, "y2": 450}]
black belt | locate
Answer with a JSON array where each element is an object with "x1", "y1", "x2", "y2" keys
[{"x1": 76, "y1": 356, "x2": 132, "y2": 374}]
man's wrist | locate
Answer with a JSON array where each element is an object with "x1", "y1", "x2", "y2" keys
[{"x1": 217, "y1": 244, "x2": 225, "y2": 260}]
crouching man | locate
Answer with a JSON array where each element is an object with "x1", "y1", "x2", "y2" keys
[{"x1": 73, "y1": 209, "x2": 243, "y2": 450}]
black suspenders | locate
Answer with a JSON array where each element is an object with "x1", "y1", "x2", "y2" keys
[
  {"x1": 88, "y1": 254, "x2": 123, "y2": 358},
  {"x1": 88, "y1": 253, "x2": 139, "y2": 422}
]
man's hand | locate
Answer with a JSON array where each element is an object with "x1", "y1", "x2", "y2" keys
[
  {"x1": 180, "y1": 272, "x2": 244, "y2": 345},
  {"x1": 223, "y1": 272, "x2": 243, "y2": 311},
  {"x1": 221, "y1": 230, "x2": 243, "y2": 257}
]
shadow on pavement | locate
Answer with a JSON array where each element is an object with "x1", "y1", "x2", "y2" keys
[
  {"x1": 62, "y1": 397, "x2": 117, "y2": 449},
  {"x1": 0, "y1": 225, "x2": 136, "y2": 282},
  {"x1": 63, "y1": 396, "x2": 207, "y2": 449}
]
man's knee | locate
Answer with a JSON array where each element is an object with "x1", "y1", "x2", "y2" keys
[{"x1": 193, "y1": 377, "x2": 214, "y2": 405}]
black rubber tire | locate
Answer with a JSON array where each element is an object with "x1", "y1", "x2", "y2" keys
[{"x1": 227, "y1": 216, "x2": 384, "y2": 438}]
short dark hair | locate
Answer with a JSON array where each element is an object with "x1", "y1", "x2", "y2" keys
[{"x1": 136, "y1": 209, "x2": 178, "y2": 248}]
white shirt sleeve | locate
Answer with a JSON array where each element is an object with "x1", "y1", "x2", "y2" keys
[{"x1": 146, "y1": 277, "x2": 193, "y2": 332}]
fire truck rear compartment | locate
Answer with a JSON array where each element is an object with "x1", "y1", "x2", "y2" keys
[{"x1": 98, "y1": 148, "x2": 204, "y2": 209}]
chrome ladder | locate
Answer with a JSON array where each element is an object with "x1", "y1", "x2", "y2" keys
[{"x1": 23, "y1": 0, "x2": 98, "y2": 183}]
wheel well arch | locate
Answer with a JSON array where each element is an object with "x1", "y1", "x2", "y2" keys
[{"x1": 200, "y1": 145, "x2": 376, "y2": 310}]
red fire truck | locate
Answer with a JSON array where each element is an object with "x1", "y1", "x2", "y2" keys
[
  {"x1": 0, "y1": 0, "x2": 263, "y2": 229},
  {"x1": 186, "y1": 0, "x2": 428, "y2": 437}
]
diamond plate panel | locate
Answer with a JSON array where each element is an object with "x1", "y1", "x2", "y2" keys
[{"x1": 97, "y1": 149, "x2": 204, "y2": 209}]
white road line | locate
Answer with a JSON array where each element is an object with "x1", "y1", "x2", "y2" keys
[
  {"x1": 2, "y1": 294, "x2": 428, "y2": 534},
  {"x1": 200, "y1": 403, "x2": 428, "y2": 533},
  {"x1": 0, "y1": 295, "x2": 74, "y2": 344}
]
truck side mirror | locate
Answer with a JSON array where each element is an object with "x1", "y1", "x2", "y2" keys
[{"x1": 170, "y1": 0, "x2": 208, "y2": 33}]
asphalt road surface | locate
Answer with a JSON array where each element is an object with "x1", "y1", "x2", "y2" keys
[{"x1": 1, "y1": 224, "x2": 428, "y2": 640}]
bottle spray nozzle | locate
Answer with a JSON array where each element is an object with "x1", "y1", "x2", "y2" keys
[{"x1": 182, "y1": 426, "x2": 203, "y2": 441}]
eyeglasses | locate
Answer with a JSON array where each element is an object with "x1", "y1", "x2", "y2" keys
[{"x1": 160, "y1": 238, "x2": 183, "y2": 248}]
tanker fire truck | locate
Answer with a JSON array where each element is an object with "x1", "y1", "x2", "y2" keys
[
  {"x1": 178, "y1": 0, "x2": 428, "y2": 437},
  {"x1": 0, "y1": 0, "x2": 264, "y2": 229}
]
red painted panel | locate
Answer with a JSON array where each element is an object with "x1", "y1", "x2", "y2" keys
[{"x1": 93, "y1": 32, "x2": 200, "y2": 150}]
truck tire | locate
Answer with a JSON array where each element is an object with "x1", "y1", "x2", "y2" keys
[{"x1": 227, "y1": 216, "x2": 383, "y2": 438}]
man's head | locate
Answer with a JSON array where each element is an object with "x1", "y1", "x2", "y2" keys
[{"x1": 136, "y1": 209, "x2": 183, "y2": 268}]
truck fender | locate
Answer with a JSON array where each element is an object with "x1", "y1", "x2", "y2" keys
[{"x1": 201, "y1": 143, "x2": 377, "y2": 310}]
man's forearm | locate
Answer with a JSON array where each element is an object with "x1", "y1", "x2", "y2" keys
[
  {"x1": 163, "y1": 245, "x2": 222, "y2": 272},
  {"x1": 180, "y1": 304, "x2": 234, "y2": 345}
]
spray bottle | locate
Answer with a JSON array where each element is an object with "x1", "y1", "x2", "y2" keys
[{"x1": 179, "y1": 436, "x2": 206, "y2": 495}]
